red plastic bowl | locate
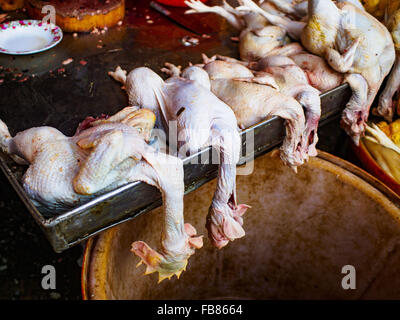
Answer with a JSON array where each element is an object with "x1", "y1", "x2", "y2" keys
[
  {"x1": 156, "y1": 0, "x2": 207, "y2": 7},
  {"x1": 352, "y1": 140, "x2": 400, "y2": 196}
]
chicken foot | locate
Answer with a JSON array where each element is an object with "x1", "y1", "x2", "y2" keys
[{"x1": 185, "y1": 0, "x2": 244, "y2": 30}]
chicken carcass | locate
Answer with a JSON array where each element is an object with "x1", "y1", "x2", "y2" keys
[
  {"x1": 0, "y1": 107, "x2": 202, "y2": 282},
  {"x1": 238, "y1": 0, "x2": 395, "y2": 145},
  {"x1": 211, "y1": 53, "x2": 321, "y2": 157},
  {"x1": 185, "y1": 0, "x2": 291, "y2": 61},
  {"x1": 166, "y1": 57, "x2": 307, "y2": 167},
  {"x1": 109, "y1": 65, "x2": 250, "y2": 251}
]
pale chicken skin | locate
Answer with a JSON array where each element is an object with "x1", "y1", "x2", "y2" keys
[
  {"x1": 250, "y1": 55, "x2": 321, "y2": 156},
  {"x1": 289, "y1": 52, "x2": 344, "y2": 92},
  {"x1": 0, "y1": 108, "x2": 203, "y2": 283},
  {"x1": 257, "y1": 42, "x2": 344, "y2": 92},
  {"x1": 109, "y1": 65, "x2": 250, "y2": 253},
  {"x1": 0, "y1": 108, "x2": 155, "y2": 206},
  {"x1": 238, "y1": 0, "x2": 396, "y2": 145}
]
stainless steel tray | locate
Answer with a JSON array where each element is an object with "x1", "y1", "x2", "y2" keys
[{"x1": 0, "y1": 84, "x2": 351, "y2": 252}]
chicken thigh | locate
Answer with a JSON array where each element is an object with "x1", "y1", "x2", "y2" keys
[
  {"x1": 0, "y1": 108, "x2": 202, "y2": 282},
  {"x1": 109, "y1": 65, "x2": 250, "y2": 251}
]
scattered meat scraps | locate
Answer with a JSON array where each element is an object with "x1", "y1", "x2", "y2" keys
[
  {"x1": 18, "y1": 77, "x2": 29, "y2": 83},
  {"x1": 75, "y1": 114, "x2": 109, "y2": 135},
  {"x1": 62, "y1": 58, "x2": 73, "y2": 65},
  {"x1": 181, "y1": 36, "x2": 199, "y2": 47},
  {"x1": 91, "y1": 27, "x2": 100, "y2": 35}
]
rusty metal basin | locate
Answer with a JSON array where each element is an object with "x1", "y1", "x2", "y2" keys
[{"x1": 82, "y1": 151, "x2": 400, "y2": 300}]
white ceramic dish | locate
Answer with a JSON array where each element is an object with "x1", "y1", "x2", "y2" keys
[{"x1": 0, "y1": 20, "x2": 63, "y2": 55}]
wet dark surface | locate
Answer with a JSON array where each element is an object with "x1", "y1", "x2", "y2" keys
[{"x1": 0, "y1": 0, "x2": 357, "y2": 299}]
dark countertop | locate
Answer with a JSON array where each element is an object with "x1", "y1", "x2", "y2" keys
[
  {"x1": 0, "y1": 0, "x2": 358, "y2": 300},
  {"x1": 0, "y1": 172, "x2": 83, "y2": 300}
]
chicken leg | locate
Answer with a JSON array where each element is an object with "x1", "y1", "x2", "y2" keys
[{"x1": 109, "y1": 65, "x2": 250, "y2": 250}]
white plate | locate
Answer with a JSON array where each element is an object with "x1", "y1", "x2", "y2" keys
[{"x1": 0, "y1": 20, "x2": 63, "y2": 55}]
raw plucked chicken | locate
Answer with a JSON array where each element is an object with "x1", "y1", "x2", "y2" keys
[
  {"x1": 167, "y1": 59, "x2": 308, "y2": 166},
  {"x1": 109, "y1": 65, "x2": 250, "y2": 252},
  {"x1": 182, "y1": 55, "x2": 308, "y2": 165},
  {"x1": 0, "y1": 108, "x2": 202, "y2": 282},
  {"x1": 208, "y1": 53, "x2": 321, "y2": 157},
  {"x1": 237, "y1": 0, "x2": 395, "y2": 145},
  {"x1": 185, "y1": 0, "x2": 343, "y2": 93},
  {"x1": 185, "y1": 0, "x2": 291, "y2": 61},
  {"x1": 207, "y1": 51, "x2": 363, "y2": 156}
]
